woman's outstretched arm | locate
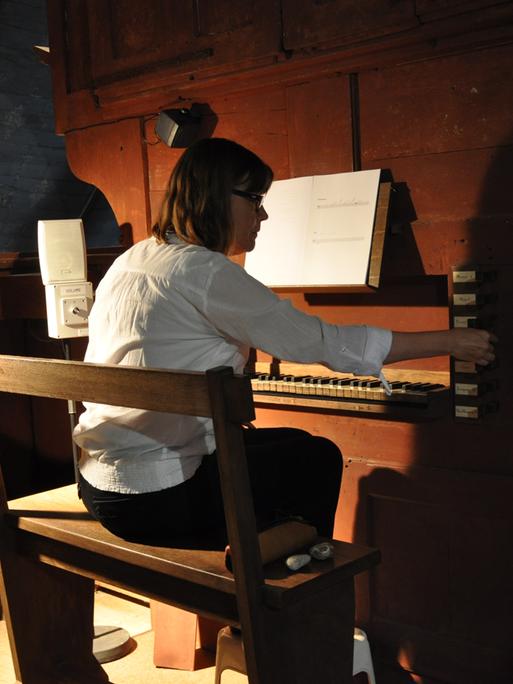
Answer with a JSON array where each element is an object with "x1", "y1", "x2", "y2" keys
[{"x1": 385, "y1": 328, "x2": 496, "y2": 366}]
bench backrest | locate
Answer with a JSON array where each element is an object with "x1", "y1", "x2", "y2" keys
[{"x1": 0, "y1": 355, "x2": 267, "y2": 682}]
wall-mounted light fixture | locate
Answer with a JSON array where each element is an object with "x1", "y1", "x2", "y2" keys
[{"x1": 155, "y1": 105, "x2": 202, "y2": 147}]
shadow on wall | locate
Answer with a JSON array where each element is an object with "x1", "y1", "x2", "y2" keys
[{"x1": 352, "y1": 135, "x2": 513, "y2": 683}]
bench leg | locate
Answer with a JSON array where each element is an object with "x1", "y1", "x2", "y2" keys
[{"x1": 0, "y1": 550, "x2": 109, "y2": 684}]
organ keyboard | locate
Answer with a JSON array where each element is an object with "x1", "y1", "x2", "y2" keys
[{"x1": 249, "y1": 365, "x2": 450, "y2": 419}]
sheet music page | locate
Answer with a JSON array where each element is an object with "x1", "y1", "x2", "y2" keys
[
  {"x1": 303, "y1": 169, "x2": 381, "y2": 285},
  {"x1": 245, "y1": 170, "x2": 381, "y2": 287},
  {"x1": 244, "y1": 176, "x2": 312, "y2": 286}
]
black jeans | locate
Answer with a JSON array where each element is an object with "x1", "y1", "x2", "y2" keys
[{"x1": 79, "y1": 427, "x2": 343, "y2": 546}]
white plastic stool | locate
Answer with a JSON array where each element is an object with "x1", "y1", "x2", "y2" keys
[
  {"x1": 214, "y1": 627, "x2": 245, "y2": 684},
  {"x1": 214, "y1": 625, "x2": 377, "y2": 683},
  {"x1": 353, "y1": 627, "x2": 376, "y2": 684}
]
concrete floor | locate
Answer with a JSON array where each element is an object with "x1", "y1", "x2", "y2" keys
[{"x1": 0, "y1": 588, "x2": 246, "y2": 684}]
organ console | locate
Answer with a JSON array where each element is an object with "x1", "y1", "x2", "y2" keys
[
  {"x1": 248, "y1": 263, "x2": 502, "y2": 424},
  {"x1": 249, "y1": 363, "x2": 450, "y2": 420},
  {"x1": 450, "y1": 265, "x2": 500, "y2": 422}
]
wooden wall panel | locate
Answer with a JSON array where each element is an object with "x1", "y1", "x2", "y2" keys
[
  {"x1": 83, "y1": 0, "x2": 281, "y2": 86},
  {"x1": 145, "y1": 139, "x2": 182, "y2": 194},
  {"x1": 65, "y1": 118, "x2": 150, "y2": 243},
  {"x1": 340, "y1": 460, "x2": 513, "y2": 683},
  {"x1": 0, "y1": 261, "x2": 114, "y2": 497},
  {"x1": 282, "y1": 0, "x2": 418, "y2": 51},
  {"x1": 48, "y1": 0, "x2": 513, "y2": 134},
  {"x1": 208, "y1": 87, "x2": 289, "y2": 178},
  {"x1": 193, "y1": 0, "x2": 281, "y2": 61},
  {"x1": 87, "y1": 2, "x2": 194, "y2": 82},
  {"x1": 282, "y1": 291, "x2": 449, "y2": 330},
  {"x1": 0, "y1": 320, "x2": 35, "y2": 498},
  {"x1": 367, "y1": 146, "x2": 511, "y2": 221},
  {"x1": 22, "y1": 323, "x2": 80, "y2": 488},
  {"x1": 372, "y1": 149, "x2": 513, "y2": 273},
  {"x1": 59, "y1": 0, "x2": 92, "y2": 93},
  {"x1": 145, "y1": 126, "x2": 182, "y2": 228},
  {"x1": 285, "y1": 75, "x2": 353, "y2": 177},
  {"x1": 360, "y1": 46, "x2": 513, "y2": 276},
  {"x1": 255, "y1": 396, "x2": 511, "y2": 481},
  {"x1": 415, "y1": 0, "x2": 508, "y2": 22},
  {"x1": 0, "y1": 389, "x2": 35, "y2": 497},
  {"x1": 360, "y1": 45, "x2": 513, "y2": 159}
]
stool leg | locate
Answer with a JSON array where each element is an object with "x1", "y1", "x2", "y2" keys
[
  {"x1": 366, "y1": 665, "x2": 377, "y2": 684},
  {"x1": 353, "y1": 628, "x2": 377, "y2": 684},
  {"x1": 214, "y1": 655, "x2": 223, "y2": 684},
  {"x1": 214, "y1": 627, "x2": 226, "y2": 684},
  {"x1": 215, "y1": 626, "x2": 246, "y2": 684}
]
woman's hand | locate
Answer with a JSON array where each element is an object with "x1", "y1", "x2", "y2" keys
[{"x1": 447, "y1": 328, "x2": 496, "y2": 365}]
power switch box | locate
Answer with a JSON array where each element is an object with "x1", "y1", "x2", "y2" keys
[
  {"x1": 62, "y1": 296, "x2": 89, "y2": 325},
  {"x1": 44, "y1": 282, "x2": 93, "y2": 338}
]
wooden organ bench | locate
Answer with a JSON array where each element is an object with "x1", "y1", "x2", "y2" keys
[{"x1": 0, "y1": 355, "x2": 379, "y2": 684}]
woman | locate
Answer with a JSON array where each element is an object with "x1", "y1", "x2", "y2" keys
[{"x1": 74, "y1": 138, "x2": 494, "y2": 544}]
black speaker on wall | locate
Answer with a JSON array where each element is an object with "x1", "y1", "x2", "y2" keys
[{"x1": 155, "y1": 106, "x2": 202, "y2": 147}]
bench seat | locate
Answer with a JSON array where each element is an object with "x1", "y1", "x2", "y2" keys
[{"x1": 8, "y1": 483, "x2": 379, "y2": 614}]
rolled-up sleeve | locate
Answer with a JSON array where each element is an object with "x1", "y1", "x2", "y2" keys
[{"x1": 194, "y1": 259, "x2": 392, "y2": 378}]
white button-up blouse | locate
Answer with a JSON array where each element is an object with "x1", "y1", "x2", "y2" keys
[{"x1": 74, "y1": 236, "x2": 392, "y2": 493}]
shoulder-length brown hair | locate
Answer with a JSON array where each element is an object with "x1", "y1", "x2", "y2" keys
[{"x1": 152, "y1": 138, "x2": 273, "y2": 254}]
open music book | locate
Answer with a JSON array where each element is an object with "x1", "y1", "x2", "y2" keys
[{"x1": 244, "y1": 169, "x2": 382, "y2": 289}]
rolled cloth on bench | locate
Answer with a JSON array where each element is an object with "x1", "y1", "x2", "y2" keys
[{"x1": 225, "y1": 520, "x2": 318, "y2": 571}]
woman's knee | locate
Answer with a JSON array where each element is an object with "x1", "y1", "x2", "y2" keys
[
  {"x1": 310, "y1": 436, "x2": 344, "y2": 472},
  {"x1": 243, "y1": 426, "x2": 311, "y2": 447}
]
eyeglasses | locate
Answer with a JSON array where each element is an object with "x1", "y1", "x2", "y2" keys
[{"x1": 231, "y1": 189, "x2": 265, "y2": 210}]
